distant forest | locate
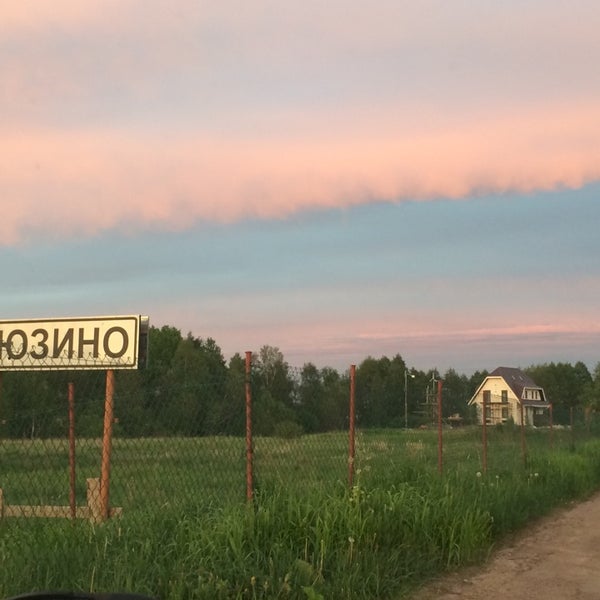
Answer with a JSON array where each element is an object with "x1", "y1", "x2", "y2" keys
[{"x1": 1, "y1": 324, "x2": 599, "y2": 438}]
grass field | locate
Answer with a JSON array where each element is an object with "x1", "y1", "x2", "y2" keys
[
  {"x1": 1, "y1": 426, "x2": 599, "y2": 599},
  {"x1": 0, "y1": 426, "x2": 565, "y2": 508}
]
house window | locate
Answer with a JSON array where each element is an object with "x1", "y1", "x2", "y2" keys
[
  {"x1": 501, "y1": 390, "x2": 508, "y2": 403},
  {"x1": 502, "y1": 407, "x2": 509, "y2": 420}
]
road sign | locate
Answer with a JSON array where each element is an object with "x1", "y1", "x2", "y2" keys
[{"x1": 0, "y1": 315, "x2": 149, "y2": 370}]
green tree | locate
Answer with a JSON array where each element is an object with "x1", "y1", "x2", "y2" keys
[
  {"x1": 252, "y1": 345, "x2": 297, "y2": 435},
  {"x1": 297, "y1": 362, "x2": 324, "y2": 433},
  {"x1": 581, "y1": 362, "x2": 600, "y2": 428},
  {"x1": 135, "y1": 325, "x2": 183, "y2": 433},
  {"x1": 113, "y1": 369, "x2": 148, "y2": 436},
  {"x1": 166, "y1": 334, "x2": 227, "y2": 435},
  {"x1": 441, "y1": 368, "x2": 470, "y2": 418},
  {"x1": 320, "y1": 366, "x2": 349, "y2": 431},
  {"x1": 355, "y1": 355, "x2": 407, "y2": 428},
  {"x1": 355, "y1": 356, "x2": 386, "y2": 427},
  {"x1": 255, "y1": 345, "x2": 295, "y2": 405},
  {"x1": 526, "y1": 362, "x2": 592, "y2": 424},
  {"x1": 295, "y1": 362, "x2": 349, "y2": 433},
  {"x1": 203, "y1": 352, "x2": 247, "y2": 435},
  {"x1": 468, "y1": 370, "x2": 489, "y2": 397},
  {"x1": 2, "y1": 371, "x2": 61, "y2": 438},
  {"x1": 144, "y1": 325, "x2": 182, "y2": 386}
]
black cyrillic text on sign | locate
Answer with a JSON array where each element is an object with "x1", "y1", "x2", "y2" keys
[{"x1": 0, "y1": 326, "x2": 130, "y2": 361}]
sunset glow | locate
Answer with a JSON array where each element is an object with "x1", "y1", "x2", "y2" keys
[{"x1": 1, "y1": 1, "x2": 599, "y2": 372}]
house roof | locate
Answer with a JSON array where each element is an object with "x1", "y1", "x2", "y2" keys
[{"x1": 489, "y1": 367, "x2": 543, "y2": 400}]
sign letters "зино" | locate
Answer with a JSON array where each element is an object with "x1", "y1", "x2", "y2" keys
[{"x1": 0, "y1": 315, "x2": 147, "y2": 370}]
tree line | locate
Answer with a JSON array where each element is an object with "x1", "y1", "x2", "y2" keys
[{"x1": 0, "y1": 324, "x2": 599, "y2": 438}]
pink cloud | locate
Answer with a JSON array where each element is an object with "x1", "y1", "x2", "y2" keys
[
  {"x1": 159, "y1": 303, "x2": 600, "y2": 372},
  {"x1": 1, "y1": 2, "x2": 599, "y2": 245},
  {"x1": 1, "y1": 100, "x2": 599, "y2": 245},
  {"x1": 0, "y1": 2, "x2": 105, "y2": 29},
  {"x1": 152, "y1": 272, "x2": 600, "y2": 371}
]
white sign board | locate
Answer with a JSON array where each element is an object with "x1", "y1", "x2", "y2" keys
[{"x1": 0, "y1": 315, "x2": 148, "y2": 371}]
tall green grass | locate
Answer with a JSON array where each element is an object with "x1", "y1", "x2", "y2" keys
[{"x1": 2, "y1": 428, "x2": 600, "y2": 599}]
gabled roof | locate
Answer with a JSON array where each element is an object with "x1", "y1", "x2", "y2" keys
[{"x1": 489, "y1": 367, "x2": 543, "y2": 400}]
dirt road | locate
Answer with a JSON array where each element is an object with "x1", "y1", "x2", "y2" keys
[{"x1": 410, "y1": 491, "x2": 600, "y2": 599}]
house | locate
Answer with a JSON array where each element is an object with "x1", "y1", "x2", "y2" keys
[{"x1": 469, "y1": 367, "x2": 549, "y2": 426}]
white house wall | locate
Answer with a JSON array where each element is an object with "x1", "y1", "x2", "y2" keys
[{"x1": 470, "y1": 376, "x2": 523, "y2": 425}]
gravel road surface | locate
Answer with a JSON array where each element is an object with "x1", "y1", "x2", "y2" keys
[{"x1": 410, "y1": 491, "x2": 600, "y2": 599}]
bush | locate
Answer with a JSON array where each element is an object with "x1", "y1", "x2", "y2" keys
[{"x1": 273, "y1": 420, "x2": 304, "y2": 439}]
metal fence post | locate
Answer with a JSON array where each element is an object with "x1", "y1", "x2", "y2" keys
[
  {"x1": 245, "y1": 351, "x2": 254, "y2": 502},
  {"x1": 520, "y1": 401, "x2": 527, "y2": 468},
  {"x1": 437, "y1": 379, "x2": 443, "y2": 475},
  {"x1": 482, "y1": 392, "x2": 488, "y2": 473},
  {"x1": 348, "y1": 365, "x2": 356, "y2": 488},
  {"x1": 0, "y1": 372, "x2": 3, "y2": 436},
  {"x1": 549, "y1": 403, "x2": 554, "y2": 449},
  {"x1": 570, "y1": 406, "x2": 575, "y2": 448},
  {"x1": 100, "y1": 369, "x2": 115, "y2": 521},
  {"x1": 68, "y1": 382, "x2": 76, "y2": 520}
]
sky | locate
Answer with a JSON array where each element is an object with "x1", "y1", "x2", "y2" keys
[{"x1": 1, "y1": 1, "x2": 599, "y2": 375}]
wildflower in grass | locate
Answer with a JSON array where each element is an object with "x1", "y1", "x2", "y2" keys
[
  {"x1": 476, "y1": 471, "x2": 482, "y2": 478},
  {"x1": 347, "y1": 537, "x2": 356, "y2": 563}
]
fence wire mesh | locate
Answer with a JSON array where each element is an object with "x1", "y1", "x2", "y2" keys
[
  {"x1": 0, "y1": 360, "x2": 354, "y2": 522},
  {"x1": 1, "y1": 348, "x2": 599, "y2": 600},
  {"x1": 0, "y1": 361, "x2": 594, "y2": 523}
]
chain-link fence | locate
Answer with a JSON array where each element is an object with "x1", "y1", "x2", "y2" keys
[
  {"x1": 0, "y1": 355, "x2": 354, "y2": 524},
  {"x1": 2, "y1": 358, "x2": 597, "y2": 527}
]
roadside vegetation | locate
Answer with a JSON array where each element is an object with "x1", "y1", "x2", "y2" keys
[
  {"x1": 2, "y1": 427, "x2": 600, "y2": 599},
  {"x1": 2, "y1": 325, "x2": 600, "y2": 598}
]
